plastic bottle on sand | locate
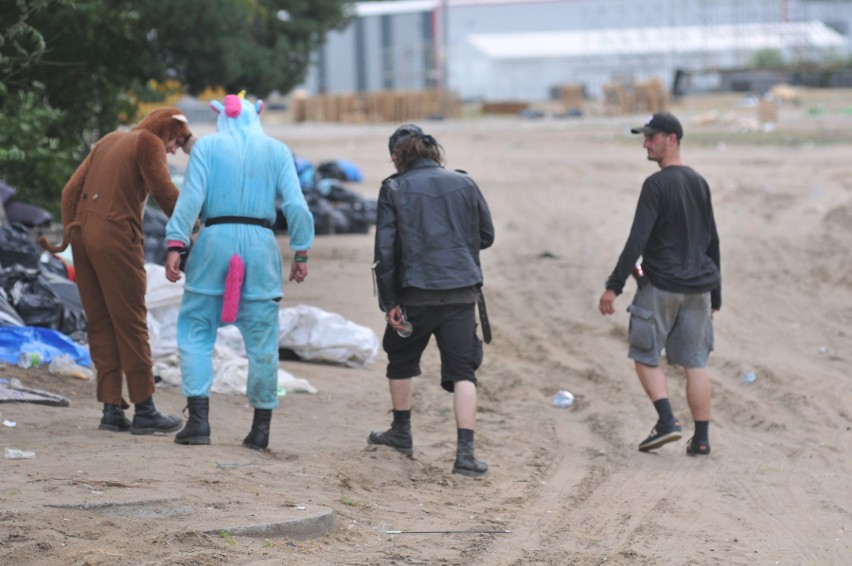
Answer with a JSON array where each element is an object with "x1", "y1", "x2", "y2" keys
[
  {"x1": 17, "y1": 352, "x2": 42, "y2": 369},
  {"x1": 553, "y1": 390, "x2": 575, "y2": 408}
]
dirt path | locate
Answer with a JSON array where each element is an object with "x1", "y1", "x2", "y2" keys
[{"x1": 1, "y1": 94, "x2": 850, "y2": 565}]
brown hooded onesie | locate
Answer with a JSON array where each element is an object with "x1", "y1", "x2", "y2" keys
[{"x1": 54, "y1": 108, "x2": 192, "y2": 407}]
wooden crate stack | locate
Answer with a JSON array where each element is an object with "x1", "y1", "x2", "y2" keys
[
  {"x1": 480, "y1": 101, "x2": 529, "y2": 114},
  {"x1": 633, "y1": 78, "x2": 669, "y2": 114},
  {"x1": 292, "y1": 90, "x2": 460, "y2": 123},
  {"x1": 559, "y1": 85, "x2": 584, "y2": 112},
  {"x1": 602, "y1": 78, "x2": 668, "y2": 115}
]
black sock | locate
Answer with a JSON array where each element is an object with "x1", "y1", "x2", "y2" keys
[
  {"x1": 392, "y1": 409, "x2": 411, "y2": 431},
  {"x1": 694, "y1": 420, "x2": 709, "y2": 441},
  {"x1": 457, "y1": 428, "x2": 474, "y2": 445},
  {"x1": 653, "y1": 398, "x2": 676, "y2": 425}
]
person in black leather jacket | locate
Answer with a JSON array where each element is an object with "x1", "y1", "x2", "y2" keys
[{"x1": 368, "y1": 124, "x2": 494, "y2": 477}]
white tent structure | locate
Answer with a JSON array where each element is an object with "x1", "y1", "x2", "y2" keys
[{"x1": 453, "y1": 21, "x2": 848, "y2": 101}]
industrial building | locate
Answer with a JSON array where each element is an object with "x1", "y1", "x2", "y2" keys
[{"x1": 300, "y1": 0, "x2": 852, "y2": 102}]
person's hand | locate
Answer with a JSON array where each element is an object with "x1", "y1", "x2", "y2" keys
[
  {"x1": 289, "y1": 261, "x2": 308, "y2": 283},
  {"x1": 386, "y1": 305, "x2": 405, "y2": 331},
  {"x1": 165, "y1": 251, "x2": 183, "y2": 282},
  {"x1": 598, "y1": 289, "x2": 617, "y2": 315}
]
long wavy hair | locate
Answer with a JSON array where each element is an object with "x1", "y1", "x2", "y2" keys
[{"x1": 392, "y1": 134, "x2": 445, "y2": 173}]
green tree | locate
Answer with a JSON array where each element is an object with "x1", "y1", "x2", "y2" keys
[
  {"x1": 137, "y1": 0, "x2": 351, "y2": 96},
  {"x1": 1, "y1": 0, "x2": 81, "y2": 216},
  {"x1": 1, "y1": 0, "x2": 349, "y2": 216}
]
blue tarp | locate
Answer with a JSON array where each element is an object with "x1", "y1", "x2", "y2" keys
[
  {"x1": 335, "y1": 159, "x2": 363, "y2": 183},
  {"x1": 0, "y1": 326, "x2": 91, "y2": 366}
]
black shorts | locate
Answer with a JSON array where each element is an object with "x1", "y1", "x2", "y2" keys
[{"x1": 383, "y1": 303, "x2": 483, "y2": 393}]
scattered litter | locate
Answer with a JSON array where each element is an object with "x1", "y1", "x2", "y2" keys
[
  {"x1": 818, "y1": 346, "x2": 829, "y2": 354},
  {"x1": 48, "y1": 354, "x2": 94, "y2": 380},
  {"x1": 741, "y1": 371, "x2": 756, "y2": 384},
  {"x1": 17, "y1": 351, "x2": 42, "y2": 369},
  {"x1": 552, "y1": 390, "x2": 574, "y2": 408},
  {"x1": 216, "y1": 462, "x2": 252, "y2": 469},
  {"x1": 5, "y1": 447, "x2": 35, "y2": 459},
  {"x1": 0, "y1": 326, "x2": 91, "y2": 367},
  {"x1": 3, "y1": 420, "x2": 16, "y2": 427},
  {"x1": 0, "y1": 377, "x2": 71, "y2": 406},
  {"x1": 146, "y1": 264, "x2": 377, "y2": 397}
]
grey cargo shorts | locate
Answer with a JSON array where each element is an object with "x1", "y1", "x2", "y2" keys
[{"x1": 627, "y1": 283, "x2": 714, "y2": 368}]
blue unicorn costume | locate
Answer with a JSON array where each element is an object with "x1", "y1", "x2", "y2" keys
[{"x1": 165, "y1": 92, "x2": 314, "y2": 449}]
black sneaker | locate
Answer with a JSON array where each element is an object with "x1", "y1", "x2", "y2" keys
[
  {"x1": 686, "y1": 437, "x2": 711, "y2": 456},
  {"x1": 367, "y1": 427, "x2": 413, "y2": 456},
  {"x1": 638, "y1": 420, "x2": 682, "y2": 452}
]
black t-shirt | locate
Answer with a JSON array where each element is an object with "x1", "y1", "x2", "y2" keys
[{"x1": 606, "y1": 165, "x2": 721, "y2": 309}]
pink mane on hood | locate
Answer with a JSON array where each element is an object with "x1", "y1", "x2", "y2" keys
[{"x1": 224, "y1": 94, "x2": 242, "y2": 118}]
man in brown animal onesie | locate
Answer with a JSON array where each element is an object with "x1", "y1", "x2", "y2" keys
[{"x1": 43, "y1": 108, "x2": 194, "y2": 434}]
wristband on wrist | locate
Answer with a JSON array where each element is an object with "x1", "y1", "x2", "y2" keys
[
  {"x1": 294, "y1": 252, "x2": 308, "y2": 263},
  {"x1": 168, "y1": 246, "x2": 187, "y2": 255}
]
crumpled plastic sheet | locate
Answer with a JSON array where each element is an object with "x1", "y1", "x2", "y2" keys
[
  {"x1": 153, "y1": 346, "x2": 318, "y2": 396},
  {"x1": 0, "y1": 326, "x2": 91, "y2": 366},
  {"x1": 145, "y1": 264, "x2": 379, "y2": 395}
]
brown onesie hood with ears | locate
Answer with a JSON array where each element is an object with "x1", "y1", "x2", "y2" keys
[
  {"x1": 40, "y1": 106, "x2": 191, "y2": 253},
  {"x1": 134, "y1": 107, "x2": 193, "y2": 146}
]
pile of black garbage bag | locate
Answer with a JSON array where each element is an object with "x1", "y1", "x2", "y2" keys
[
  {"x1": 144, "y1": 157, "x2": 376, "y2": 269},
  {"x1": 1, "y1": 180, "x2": 52, "y2": 230},
  {"x1": 0, "y1": 154, "x2": 376, "y2": 343},
  {"x1": 153, "y1": 158, "x2": 377, "y2": 239},
  {"x1": 274, "y1": 157, "x2": 377, "y2": 236},
  {"x1": 0, "y1": 222, "x2": 87, "y2": 343}
]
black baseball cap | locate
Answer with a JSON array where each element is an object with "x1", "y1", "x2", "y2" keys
[
  {"x1": 388, "y1": 123, "x2": 424, "y2": 154},
  {"x1": 631, "y1": 112, "x2": 683, "y2": 140}
]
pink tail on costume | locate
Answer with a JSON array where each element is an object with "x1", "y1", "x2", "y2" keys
[{"x1": 222, "y1": 254, "x2": 245, "y2": 323}]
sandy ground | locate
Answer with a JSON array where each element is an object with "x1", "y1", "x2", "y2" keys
[{"x1": 1, "y1": 91, "x2": 851, "y2": 565}]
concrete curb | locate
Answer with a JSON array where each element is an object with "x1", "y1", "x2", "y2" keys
[
  {"x1": 203, "y1": 505, "x2": 335, "y2": 540},
  {"x1": 47, "y1": 496, "x2": 335, "y2": 541}
]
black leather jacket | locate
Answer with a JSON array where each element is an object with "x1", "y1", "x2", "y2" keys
[{"x1": 373, "y1": 158, "x2": 494, "y2": 312}]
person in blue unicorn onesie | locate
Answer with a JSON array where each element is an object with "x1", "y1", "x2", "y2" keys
[{"x1": 164, "y1": 91, "x2": 314, "y2": 451}]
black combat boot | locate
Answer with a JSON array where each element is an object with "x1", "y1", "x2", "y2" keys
[
  {"x1": 452, "y1": 429, "x2": 488, "y2": 477},
  {"x1": 130, "y1": 396, "x2": 182, "y2": 435},
  {"x1": 174, "y1": 397, "x2": 211, "y2": 445},
  {"x1": 242, "y1": 408, "x2": 272, "y2": 451},
  {"x1": 367, "y1": 409, "x2": 413, "y2": 456},
  {"x1": 99, "y1": 403, "x2": 131, "y2": 432}
]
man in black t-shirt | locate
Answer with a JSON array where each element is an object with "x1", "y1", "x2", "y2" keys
[{"x1": 599, "y1": 112, "x2": 721, "y2": 457}]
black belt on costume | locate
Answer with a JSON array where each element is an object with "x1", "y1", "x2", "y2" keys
[{"x1": 205, "y1": 216, "x2": 272, "y2": 229}]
